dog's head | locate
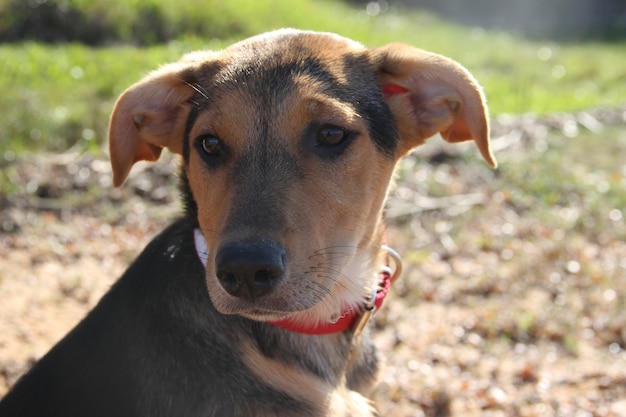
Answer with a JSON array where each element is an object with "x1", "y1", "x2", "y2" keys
[{"x1": 108, "y1": 29, "x2": 495, "y2": 326}]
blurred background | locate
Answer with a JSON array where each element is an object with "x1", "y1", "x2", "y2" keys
[
  {"x1": 1, "y1": 0, "x2": 625, "y2": 155},
  {"x1": 1, "y1": 1, "x2": 625, "y2": 416},
  {"x1": 356, "y1": 0, "x2": 626, "y2": 40}
]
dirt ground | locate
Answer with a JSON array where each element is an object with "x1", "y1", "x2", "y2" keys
[{"x1": 1, "y1": 110, "x2": 625, "y2": 416}]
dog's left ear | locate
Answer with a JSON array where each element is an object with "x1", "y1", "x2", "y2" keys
[
  {"x1": 372, "y1": 43, "x2": 497, "y2": 167},
  {"x1": 108, "y1": 52, "x2": 215, "y2": 186}
]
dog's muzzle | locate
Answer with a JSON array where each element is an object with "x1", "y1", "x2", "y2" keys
[{"x1": 194, "y1": 229, "x2": 403, "y2": 335}]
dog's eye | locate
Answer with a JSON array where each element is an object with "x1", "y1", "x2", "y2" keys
[
  {"x1": 199, "y1": 135, "x2": 222, "y2": 156},
  {"x1": 317, "y1": 126, "x2": 348, "y2": 147}
]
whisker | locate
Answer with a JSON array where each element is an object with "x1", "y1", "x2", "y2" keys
[
  {"x1": 311, "y1": 245, "x2": 357, "y2": 256},
  {"x1": 183, "y1": 80, "x2": 210, "y2": 101}
]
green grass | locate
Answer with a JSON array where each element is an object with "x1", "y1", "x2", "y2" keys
[
  {"x1": 509, "y1": 126, "x2": 626, "y2": 247},
  {"x1": 1, "y1": 43, "x2": 183, "y2": 155},
  {"x1": 503, "y1": 125, "x2": 626, "y2": 238},
  {"x1": 386, "y1": 122, "x2": 626, "y2": 363},
  {"x1": 1, "y1": 0, "x2": 625, "y2": 156}
]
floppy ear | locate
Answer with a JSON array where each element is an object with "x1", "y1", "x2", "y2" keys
[
  {"x1": 372, "y1": 43, "x2": 497, "y2": 167},
  {"x1": 108, "y1": 51, "x2": 216, "y2": 186}
]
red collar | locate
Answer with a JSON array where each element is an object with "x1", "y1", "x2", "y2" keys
[{"x1": 193, "y1": 230, "x2": 402, "y2": 336}]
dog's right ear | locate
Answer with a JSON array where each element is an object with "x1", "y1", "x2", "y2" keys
[{"x1": 108, "y1": 52, "x2": 215, "y2": 186}]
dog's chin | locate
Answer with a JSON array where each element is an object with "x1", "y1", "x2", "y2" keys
[
  {"x1": 207, "y1": 287, "x2": 312, "y2": 321},
  {"x1": 213, "y1": 301, "x2": 305, "y2": 322},
  {"x1": 238, "y1": 310, "x2": 292, "y2": 322},
  {"x1": 213, "y1": 299, "x2": 347, "y2": 326},
  {"x1": 207, "y1": 285, "x2": 368, "y2": 327}
]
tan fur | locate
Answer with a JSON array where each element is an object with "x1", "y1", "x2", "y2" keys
[
  {"x1": 240, "y1": 340, "x2": 335, "y2": 413},
  {"x1": 107, "y1": 29, "x2": 495, "y2": 416},
  {"x1": 241, "y1": 338, "x2": 376, "y2": 417}
]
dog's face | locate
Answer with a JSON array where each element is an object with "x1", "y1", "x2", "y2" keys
[{"x1": 108, "y1": 29, "x2": 495, "y2": 326}]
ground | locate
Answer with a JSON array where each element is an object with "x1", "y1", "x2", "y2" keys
[{"x1": 1, "y1": 109, "x2": 625, "y2": 416}]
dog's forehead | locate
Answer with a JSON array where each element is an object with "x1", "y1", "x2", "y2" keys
[
  {"x1": 210, "y1": 30, "x2": 368, "y2": 87},
  {"x1": 224, "y1": 29, "x2": 365, "y2": 57}
]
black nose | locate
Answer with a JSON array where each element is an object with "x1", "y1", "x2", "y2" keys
[{"x1": 215, "y1": 240, "x2": 285, "y2": 301}]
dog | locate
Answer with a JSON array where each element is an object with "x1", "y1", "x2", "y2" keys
[{"x1": 0, "y1": 29, "x2": 496, "y2": 416}]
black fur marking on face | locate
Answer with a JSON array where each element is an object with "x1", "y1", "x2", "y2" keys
[
  {"x1": 183, "y1": 103, "x2": 201, "y2": 164},
  {"x1": 340, "y1": 53, "x2": 399, "y2": 157},
  {"x1": 224, "y1": 133, "x2": 304, "y2": 235},
  {"x1": 178, "y1": 170, "x2": 198, "y2": 224},
  {"x1": 180, "y1": 103, "x2": 201, "y2": 223}
]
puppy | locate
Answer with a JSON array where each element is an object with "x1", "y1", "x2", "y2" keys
[{"x1": 0, "y1": 29, "x2": 495, "y2": 417}]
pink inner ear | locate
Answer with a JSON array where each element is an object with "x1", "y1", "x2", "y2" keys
[{"x1": 382, "y1": 84, "x2": 408, "y2": 98}]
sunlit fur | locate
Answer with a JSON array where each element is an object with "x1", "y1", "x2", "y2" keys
[{"x1": 105, "y1": 29, "x2": 494, "y2": 416}]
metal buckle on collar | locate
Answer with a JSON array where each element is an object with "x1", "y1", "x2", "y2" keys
[
  {"x1": 381, "y1": 245, "x2": 403, "y2": 284},
  {"x1": 352, "y1": 245, "x2": 403, "y2": 338}
]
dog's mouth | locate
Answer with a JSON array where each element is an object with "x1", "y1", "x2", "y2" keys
[
  {"x1": 206, "y1": 273, "x2": 359, "y2": 324},
  {"x1": 210, "y1": 290, "x2": 369, "y2": 334},
  {"x1": 208, "y1": 291, "x2": 317, "y2": 320},
  {"x1": 232, "y1": 308, "x2": 292, "y2": 322},
  {"x1": 205, "y1": 264, "x2": 378, "y2": 333}
]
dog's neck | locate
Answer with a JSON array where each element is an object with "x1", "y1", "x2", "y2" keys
[{"x1": 193, "y1": 229, "x2": 400, "y2": 336}]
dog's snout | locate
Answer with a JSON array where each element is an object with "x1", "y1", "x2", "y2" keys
[{"x1": 215, "y1": 241, "x2": 285, "y2": 301}]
